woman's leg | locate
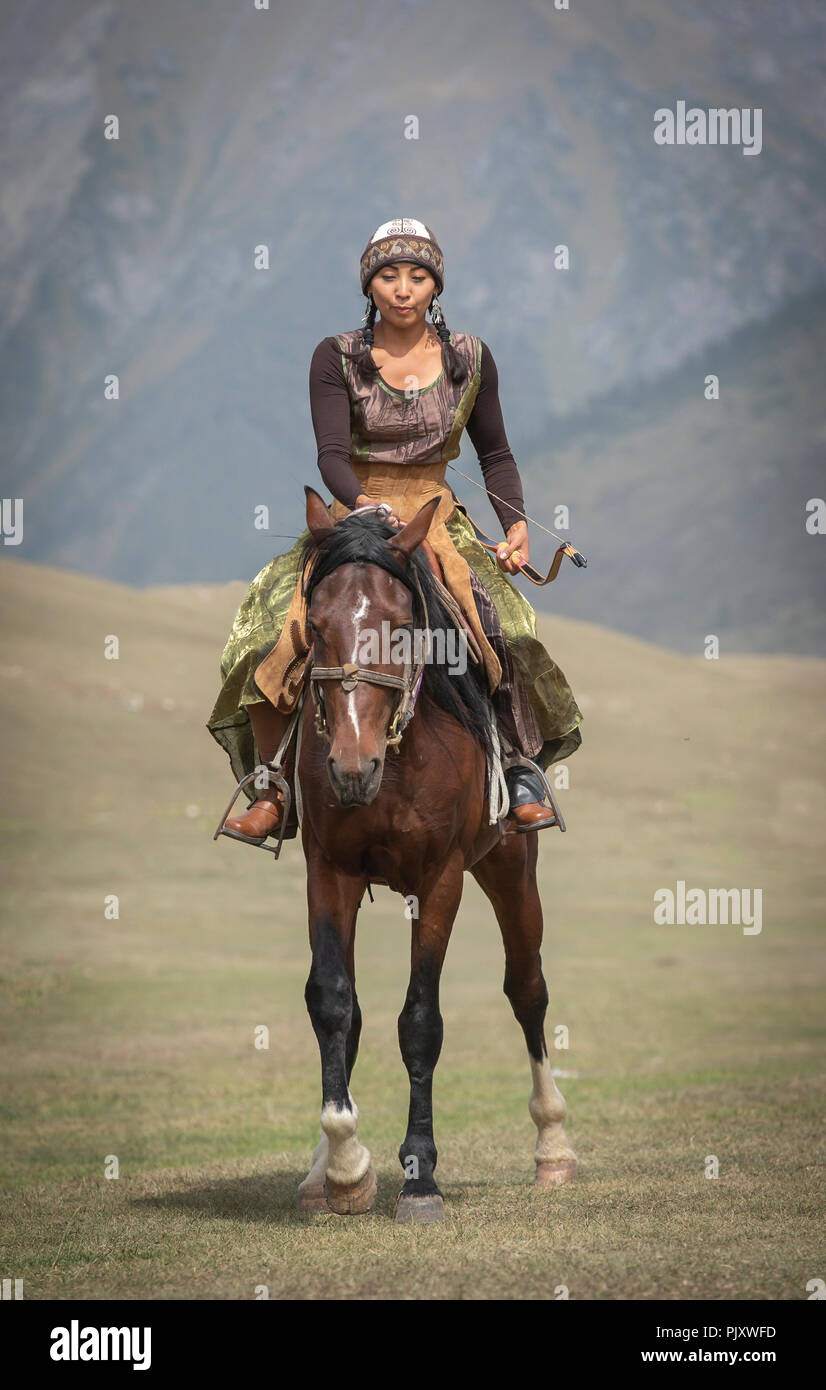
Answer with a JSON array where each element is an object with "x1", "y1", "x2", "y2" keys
[
  {"x1": 464, "y1": 564, "x2": 542, "y2": 759},
  {"x1": 466, "y1": 568, "x2": 557, "y2": 830},
  {"x1": 206, "y1": 531, "x2": 311, "y2": 794},
  {"x1": 445, "y1": 513, "x2": 584, "y2": 772},
  {"x1": 223, "y1": 697, "x2": 296, "y2": 842},
  {"x1": 246, "y1": 697, "x2": 294, "y2": 802}
]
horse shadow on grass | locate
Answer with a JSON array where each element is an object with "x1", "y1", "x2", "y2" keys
[{"x1": 131, "y1": 1167, "x2": 478, "y2": 1225}]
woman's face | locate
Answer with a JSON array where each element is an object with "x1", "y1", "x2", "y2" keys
[{"x1": 368, "y1": 261, "x2": 437, "y2": 327}]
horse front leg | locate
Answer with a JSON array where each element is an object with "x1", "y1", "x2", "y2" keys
[
  {"x1": 297, "y1": 938, "x2": 364, "y2": 1212},
  {"x1": 297, "y1": 988, "x2": 364, "y2": 1213},
  {"x1": 299, "y1": 847, "x2": 375, "y2": 1216},
  {"x1": 395, "y1": 854, "x2": 464, "y2": 1225},
  {"x1": 471, "y1": 831, "x2": 577, "y2": 1187}
]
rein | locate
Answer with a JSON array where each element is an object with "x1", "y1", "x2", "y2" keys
[{"x1": 308, "y1": 557, "x2": 431, "y2": 754}]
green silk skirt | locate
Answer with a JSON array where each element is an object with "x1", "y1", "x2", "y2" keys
[{"x1": 206, "y1": 509, "x2": 583, "y2": 792}]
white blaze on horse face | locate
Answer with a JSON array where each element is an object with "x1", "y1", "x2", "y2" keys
[
  {"x1": 345, "y1": 589, "x2": 371, "y2": 741},
  {"x1": 352, "y1": 592, "x2": 369, "y2": 633}
]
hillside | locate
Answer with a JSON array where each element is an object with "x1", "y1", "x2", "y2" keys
[
  {"x1": 515, "y1": 288, "x2": 826, "y2": 654},
  {"x1": 1, "y1": 0, "x2": 825, "y2": 655},
  {"x1": 1, "y1": 551, "x2": 823, "y2": 870}
]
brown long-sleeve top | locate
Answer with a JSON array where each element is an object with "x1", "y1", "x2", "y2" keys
[{"x1": 308, "y1": 333, "x2": 526, "y2": 533}]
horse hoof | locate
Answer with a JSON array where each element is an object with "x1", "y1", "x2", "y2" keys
[
  {"x1": 324, "y1": 1164, "x2": 378, "y2": 1215},
  {"x1": 297, "y1": 1181, "x2": 329, "y2": 1213},
  {"x1": 535, "y1": 1159, "x2": 577, "y2": 1187},
  {"x1": 394, "y1": 1193, "x2": 445, "y2": 1225}
]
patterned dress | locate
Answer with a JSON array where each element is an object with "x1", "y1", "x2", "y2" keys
[{"x1": 206, "y1": 328, "x2": 583, "y2": 794}]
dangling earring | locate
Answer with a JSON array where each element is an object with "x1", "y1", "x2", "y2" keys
[
  {"x1": 429, "y1": 295, "x2": 448, "y2": 341},
  {"x1": 361, "y1": 295, "x2": 373, "y2": 326}
]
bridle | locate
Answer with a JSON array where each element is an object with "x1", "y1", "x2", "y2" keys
[{"x1": 307, "y1": 558, "x2": 431, "y2": 754}]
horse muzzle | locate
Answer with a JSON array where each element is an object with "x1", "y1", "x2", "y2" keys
[{"x1": 327, "y1": 754, "x2": 384, "y2": 806}]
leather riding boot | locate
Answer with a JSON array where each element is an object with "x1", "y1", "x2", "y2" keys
[
  {"x1": 225, "y1": 700, "x2": 297, "y2": 843},
  {"x1": 225, "y1": 789, "x2": 286, "y2": 842},
  {"x1": 505, "y1": 761, "x2": 558, "y2": 832}
]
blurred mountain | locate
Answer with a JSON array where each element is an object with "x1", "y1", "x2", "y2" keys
[
  {"x1": 0, "y1": 0, "x2": 824, "y2": 653},
  {"x1": 515, "y1": 287, "x2": 826, "y2": 655}
]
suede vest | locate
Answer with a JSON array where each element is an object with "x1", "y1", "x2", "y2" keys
[{"x1": 254, "y1": 330, "x2": 503, "y2": 708}]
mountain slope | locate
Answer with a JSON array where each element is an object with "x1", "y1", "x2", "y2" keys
[
  {"x1": 1, "y1": 0, "x2": 824, "y2": 653},
  {"x1": 513, "y1": 288, "x2": 826, "y2": 655}
]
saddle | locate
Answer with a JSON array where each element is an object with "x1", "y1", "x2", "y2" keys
[
  {"x1": 418, "y1": 539, "x2": 485, "y2": 667},
  {"x1": 254, "y1": 480, "x2": 503, "y2": 714},
  {"x1": 258, "y1": 535, "x2": 485, "y2": 713}
]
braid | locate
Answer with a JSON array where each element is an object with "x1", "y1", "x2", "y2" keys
[
  {"x1": 429, "y1": 296, "x2": 467, "y2": 385},
  {"x1": 339, "y1": 296, "x2": 381, "y2": 379},
  {"x1": 339, "y1": 290, "x2": 468, "y2": 388}
]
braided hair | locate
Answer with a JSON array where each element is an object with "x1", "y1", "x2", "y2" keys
[{"x1": 340, "y1": 293, "x2": 468, "y2": 387}]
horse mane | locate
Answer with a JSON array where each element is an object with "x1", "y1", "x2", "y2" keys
[{"x1": 299, "y1": 511, "x2": 495, "y2": 765}]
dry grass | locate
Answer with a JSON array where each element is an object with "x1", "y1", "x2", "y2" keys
[{"x1": 0, "y1": 554, "x2": 824, "y2": 1299}]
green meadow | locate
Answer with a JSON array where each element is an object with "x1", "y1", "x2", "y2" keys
[{"x1": 1, "y1": 555, "x2": 823, "y2": 1299}]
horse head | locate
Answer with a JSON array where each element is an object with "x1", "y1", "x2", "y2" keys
[{"x1": 302, "y1": 486, "x2": 440, "y2": 806}]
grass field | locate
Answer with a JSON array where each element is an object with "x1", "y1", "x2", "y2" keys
[{"x1": 1, "y1": 554, "x2": 824, "y2": 1299}]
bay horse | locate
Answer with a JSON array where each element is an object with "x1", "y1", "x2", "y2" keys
[{"x1": 293, "y1": 486, "x2": 576, "y2": 1223}]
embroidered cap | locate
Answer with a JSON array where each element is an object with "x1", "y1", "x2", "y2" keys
[{"x1": 360, "y1": 219, "x2": 444, "y2": 297}]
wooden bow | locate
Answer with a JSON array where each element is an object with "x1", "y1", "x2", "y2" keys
[{"x1": 459, "y1": 507, "x2": 587, "y2": 586}]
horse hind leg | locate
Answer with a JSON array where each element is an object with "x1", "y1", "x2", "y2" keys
[
  {"x1": 528, "y1": 1056, "x2": 577, "y2": 1187},
  {"x1": 471, "y1": 833, "x2": 577, "y2": 1187},
  {"x1": 297, "y1": 1131, "x2": 329, "y2": 1212},
  {"x1": 506, "y1": 959, "x2": 577, "y2": 1187}
]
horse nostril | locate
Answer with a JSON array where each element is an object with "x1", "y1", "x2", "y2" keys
[{"x1": 327, "y1": 756, "x2": 381, "y2": 791}]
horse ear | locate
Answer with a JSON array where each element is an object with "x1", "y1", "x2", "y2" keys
[
  {"x1": 387, "y1": 496, "x2": 440, "y2": 565},
  {"x1": 305, "y1": 486, "x2": 332, "y2": 536}
]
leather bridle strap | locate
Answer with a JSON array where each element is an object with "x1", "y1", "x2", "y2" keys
[
  {"x1": 307, "y1": 560, "x2": 431, "y2": 752},
  {"x1": 310, "y1": 663, "x2": 408, "y2": 693}
]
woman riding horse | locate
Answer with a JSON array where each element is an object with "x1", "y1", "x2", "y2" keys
[{"x1": 206, "y1": 219, "x2": 583, "y2": 839}]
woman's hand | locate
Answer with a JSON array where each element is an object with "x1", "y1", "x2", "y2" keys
[
  {"x1": 496, "y1": 520, "x2": 529, "y2": 575},
  {"x1": 353, "y1": 493, "x2": 402, "y2": 527}
]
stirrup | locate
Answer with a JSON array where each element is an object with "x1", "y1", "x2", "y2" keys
[
  {"x1": 504, "y1": 756, "x2": 566, "y2": 833},
  {"x1": 530, "y1": 764, "x2": 565, "y2": 832},
  {"x1": 213, "y1": 765, "x2": 293, "y2": 858}
]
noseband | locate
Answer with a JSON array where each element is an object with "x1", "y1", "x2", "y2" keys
[{"x1": 308, "y1": 561, "x2": 430, "y2": 753}]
